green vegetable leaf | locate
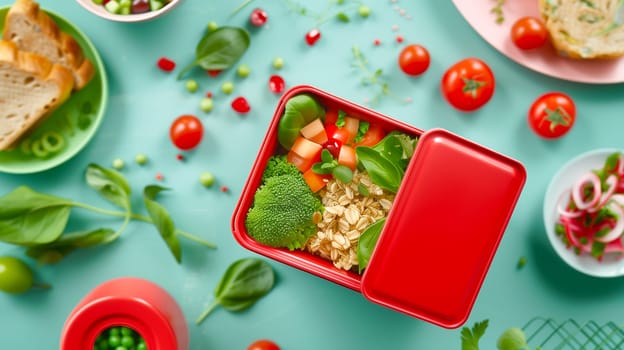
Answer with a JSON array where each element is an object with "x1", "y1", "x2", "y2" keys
[
  {"x1": 336, "y1": 110, "x2": 347, "y2": 128},
  {"x1": 462, "y1": 319, "x2": 489, "y2": 350},
  {"x1": 356, "y1": 146, "x2": 403, "y2": 193},
  {"x1": 321, "y1": 149, "x2": 333, "y2": 163},
  {"x1": 85, "y1": 164, "x2": 131, "y2": 210},
  {"x1": 143, "y1": 185, "x2": 181, "y2": 263},
  {"x1": 336, "y1": 12, "x2": 350, "y2": 22},
  {"x1": 604, "y1": 152, "x2": 621, "y2": 172},
  {"x1": 497, "y1": 327, "x2": 529, "y2": 350},
  {"x1": 591, "y1": 241, "x2": 606, "y2": 258},
  {"x1": 358, "y1": 183, "x2": 370, "y2": 197},
  {"x1": 354, "y1": 121, "x2": 370, "y2": 143},
  {"x1": 196, "y1": 258, "x2": 274, "y2": 324},
  {"x1": 332, "y1": 165, "x2": 353, "y2": 183},
  {"x1": 0, "y1": 186, "x2": 73, "y2": 245},
  {"x1": 357, "y1": 218, "x2": 385, "y2": 273},
  {"x1": 278, "y1": 94, "x2": 325, "y2": 150},
  {"x1": 25, "y1": 228, "x2": 116, "y2": 265},
  {"x1": 178, "y1": 27, "x2": 251, "y2": 79}
]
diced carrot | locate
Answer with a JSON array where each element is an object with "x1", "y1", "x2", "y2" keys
[
  {"x1": 343, "y1": 116, "x2": 360, "y2": 144},
  {"x1": 287, "y1": 150, "x2": 314, "y2": 172},
  {"x1": 303, "y1": 168, "x2": 330, "y2": 192},
  {"x1": 300, "y1": 119, "x2": 328, "y2": 144},
  {"x1": 354, "y1": 123, "x2": 386, "y2": 147},
  {"x1": 338, "y1": 145, "x2": 357, "y2": 171},
  {"x1": 291, "y1": 136, "x2": 323, "y2": 160}
]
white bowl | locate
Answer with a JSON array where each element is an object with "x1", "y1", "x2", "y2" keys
[
  {"x1": 544, "y1": 149, "x2": 624, "y2": 278},
  {"x1": 75, "y1": 0, "x2": 181, "y2": 22}
]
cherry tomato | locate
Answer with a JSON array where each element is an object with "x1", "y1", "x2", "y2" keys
[
  {"x1": 441, "y1": 58, "x2": 495, "y2": 112},
  {"x1": 398, "y1": 44, "x2": 430, "y2": 76},
  {"x1": 170, "y1": 115, "x2": 204, "y2": 150},
  {"x1": 528, "y1": 92, "x2": 576, "y2": 139},
  {"x1": 247, "y1": 339, "x2": 280, "y2": 350},
  {"x1": 354, "y1": 123, "x2": 386, "y2": 147},
  {"x1": 511, "y1": 17, "x2": 548, "y2": 50},
  {"x1": 0, "y1": 256, "x2": 34, "y2": 294}
]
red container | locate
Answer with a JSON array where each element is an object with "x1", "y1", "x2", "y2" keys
[
  {"x1": 60, "y1": 277, "x2": 189, "y2": 350},
  {"x1": 232, "y1": 85, "x2": 526, "y2": 329}
]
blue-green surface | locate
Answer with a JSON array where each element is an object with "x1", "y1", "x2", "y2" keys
[{"x1": 2, "y1": 0, "x2": 624, "y2": 349}]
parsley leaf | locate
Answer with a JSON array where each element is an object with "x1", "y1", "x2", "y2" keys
[
  {"x1": 461, "y1": 319, "x2": 489, "y2": 350},
  {"x1": 336, "y1": 110, "x2": 347, "y2": 128}
]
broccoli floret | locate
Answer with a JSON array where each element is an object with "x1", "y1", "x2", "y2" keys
[
  {"x1": 246, "y1": 174, "x2": 323, "y2": 250},
  {"x1": 261, "y1": 155, "x2": 300, "y2": 183}
]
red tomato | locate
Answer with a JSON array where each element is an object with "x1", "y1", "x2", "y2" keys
[
  {"x1": 170, "y1": 115, "x2": 203, "y2": 150},
  {"x1": 325, "y1": 125, "x2": 351, "y2": 145},
  {"x1": 323, "y1": 138, "x2": 343, "y2": 159},
  {"x1": 355, "y1": 123, "x2": 386, "y2": 147},
  {"x1": 511, "y1": 17, "x2": 548, "y2": 50},
  {"x1": 528, "y1": 92, "x2": 576, "y2": 139},
  {"x1": 398, "y1": 44, "x2": 430, "y2": 76},
  {"x1": 441, "y1": 58, "x2": 495, "y2": 112},
  {"x1": 247, "y1": 339, "x2": 280, "y2": 350},
  {"x1": 324, "y1": 109, "x2": 338, "y2": 127}
]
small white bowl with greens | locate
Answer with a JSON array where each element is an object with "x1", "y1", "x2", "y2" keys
[{"x1": 75, "y1": 0, "x2": 181, "y2": 22}]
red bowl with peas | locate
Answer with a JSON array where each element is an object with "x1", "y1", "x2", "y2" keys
[
  {"x1": 75, "y1": 0, "x2": 181, "y2": 22},
  {"x1": 232, "y1": 85, "x2": 526, "y2": 328}
]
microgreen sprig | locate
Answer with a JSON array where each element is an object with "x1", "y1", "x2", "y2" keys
[
  {"x1": 312, "y1": 149, "x2": 353, "y2": 183},
  {"x1": 351, "y1": 46, "x2": 402, "y2": 105}
]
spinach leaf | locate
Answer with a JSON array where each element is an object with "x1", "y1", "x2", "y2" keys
[
  {"x1": 85, "y1": 163, "x2": 131, "y2": 210},
  {"x1": 196, "y1": 258, "x2": 274, "y2": 325},
  {"x1": 0, "y1": 186, "x2": 73, "y2": 245},
  {"x1": 357, "y1": 218, "x2": 385, "y2": 274},
  {"x1": 143, "y1": 185, "x2": 181, "y2": 263},
  {"x1": 496, "y1": 327, "x2": 529, "y2": 350},
  {"x1": 178, "y1": 27, "x2": 251, "y2": 79},
  {"x1": 356, "y1": 146, "x2": 403, "y2": 193},
  {"x1": 25, "y1": 228, "x2": 116, "y2": 265}
]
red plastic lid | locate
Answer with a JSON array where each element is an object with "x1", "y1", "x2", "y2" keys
[{"x1": 361, "y1": 128, "x2": 526, "y2": 329}]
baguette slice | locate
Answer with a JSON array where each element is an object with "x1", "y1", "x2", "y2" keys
[
  {"x1": 3, "y1": 0, "x2": 95, "y2": 89},
  {"x1": 539, "y1": 0, "x2": 624, "y2": 59},
  {"x1": 0, "y1": 40, "x2": 74, "y2": 151}
]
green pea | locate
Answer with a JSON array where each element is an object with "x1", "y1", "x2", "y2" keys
[
  {"x1": 135, "y1": 153, "x2": 148, "y2": 165},
  {"x1": 185, "y1": 79, "x2": 199, "y2": 92},
  {"x1": 98, "y1": 339, "x2": 109, "y2": 349},
  {"x1": 112, "y1": 158, "x2": 124, "y2": 170},
  {"x1": 108, "y1": 335, "x2": 121, "y2": 347},
  {"x1": 121, "y1": 335, "x2": 134, "y2": 347},
  {"x1": 137, "y1": 343, "x2": 147, "y2": 350},
  {"x1": 200, "y1": 98, "x2": 214, "y2": 113},
  {"x1": 0, "y1": 256, "x2": 34, "y2": 294},
  {"x1": 272, "y1": 57, "x2": 284, "y2": 69},
  {"x1": 358, "y1": 5, "x2": 371, "y2": 17},
  {"x1": 221, "y1": 81, "x2": 234, "y2": 94},
  {"x1": 207, "y1": 21, "x2": 218, "y2": 32},
  {"x1": 237, "y1": 64, "x2": 250, "y2": 77},
  {"x1": 200, "y1": 171, "x2": 215, "y2": 187},
  {"x1": 120, "y1": 327, "x2": 133, "y2": 337},
  {"x1": 114, "y1": 347, "x2": 127, "y2": 350}
]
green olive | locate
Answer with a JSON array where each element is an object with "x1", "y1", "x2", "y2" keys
[{"x1": 0, "y1": 256, "x2": 34, "y2": 294}]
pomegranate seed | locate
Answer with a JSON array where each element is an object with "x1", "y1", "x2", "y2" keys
[
  {"x1": 131, "y1": 0, "x2": 150, "y2": 14},
  {"x1": 157, "y1": 57, "x2": 176, "y2": 72},
  {"x1": 305, "y1": 29, "x2": 321, "y2": 46},
  {"x1": 176, "y1": 154, "x2": 185, "y2": 161},
  {"x1": 155, "y1": 173, "x2": 164, "y2": 181},
  {"x1": 205, "y1": 91, "x2": 213, "y2": 98},
  {"x1": 207, "y1": 70, "x2": 222, "y2": 77},
  {"x1": 231, "y1": 97, "x2": 251, "y2": 114},
  {"x1": 220, "y1": 186, "x2": 229, "y2": 193},
  {"x1": 268, "y1": 75, "x2": 285, "y2": 94},
  {"x1": 396, "y1": 35, "x2": 404, "y2": 43},
  {"x1": 249, "y1": 8, "x2": 268, "y2": 27},
  {"x1": 373, "y1": 39, "x2": 381, "y2": 46}
]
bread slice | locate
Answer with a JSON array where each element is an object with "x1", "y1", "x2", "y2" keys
[
  {"x1": 0, "y1": 40, "x2": 74, "y2": 150},
  {"x1": 3, "y1": 0, "x2": 95, "y2": 89},
  {"x1": 539, "y1": 0, "x2": 624, "y2": 59}
]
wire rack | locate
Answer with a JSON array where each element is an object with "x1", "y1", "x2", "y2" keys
[{"x1": 523, "y1": 318, "x2": 624, "y2": 350}]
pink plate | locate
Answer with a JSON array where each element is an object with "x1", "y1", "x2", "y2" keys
[{"x1": 452, "y1": 0, "x2": 624, "y2": 84}]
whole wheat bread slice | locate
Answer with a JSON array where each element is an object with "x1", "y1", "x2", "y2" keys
[
  {"x1": 0, "y1": 40, "x2": 74, "y2": 150},
  {"x1": 3, "y1": 0, "x2": 95, "y2": 89}
]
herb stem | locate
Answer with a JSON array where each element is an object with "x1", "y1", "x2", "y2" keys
[
  {"x1": 71, "y1": 202, "x2": 128, "y2": 218},
  {"x1": 196, "y1": 300, "x2": 220, "y2": 325},
  {"x1": 230, "y1": 0, "x2": 255, "y2": 16},
  {"x1": 176, "y1": 230, "x2": 217, "y2": 249}
]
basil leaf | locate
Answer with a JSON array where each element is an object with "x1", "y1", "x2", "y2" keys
[
  {"x1": 357, "y1": 218, "x2": 385, "y2": 274},
  {"x1": 85, "y1": 164, "x2": 131, "y2": 210},
  {"x1": 312, "y1": 162, "x2": 332, "y2": 175},
  {"x1": 277, "y1": 94, "x2": 325, "y2": 149},
  {"x1": 332, "y1": 165, "x2": 353, "y2": 183},
  {"x1": 0, "y1": 186, "x2": 73, "y2": 245},
  {"x1": 356, "y1": 147, "x2": 403, "y2": 193},
  {"x1": 178, "y1": 27, "x2": 250, "y2": 79},
  {"x1": 496, "y1": 327, "x2": 529, "y2": 350},
  {"x1": 321, "y1": 149, "x2": 333, "y2": 163},
  {"x1": 358, "y1": 183, "x2": 369, "y2": 197},
  {"x1": 196, "y1": 258, "x2": 274, "y2": 324},
  {"x1": 143, "y1": 185, "x2": 181, "y2": 263},
  {"x1": 25, "y1": 228, "x2": 115, "y2": 265},
  {"x1": 381, "y1": 136, "x2": 404, "y2": 165}
]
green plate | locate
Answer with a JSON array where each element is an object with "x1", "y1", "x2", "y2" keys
[{"x1": 0, "y1": 6, "x2": 107, "y2": 174}]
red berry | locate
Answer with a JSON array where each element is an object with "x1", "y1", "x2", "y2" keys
[
  {"x1": 220, "y1": 186, "x2": 229, "y2": 193},
  {"x1": 231, "y1": 97, "x2": 251, "y2": 114},
  {"x1": 250, "y1": 8, "x2": 268, "y2": 27},
  {"x1": 268, "y1": 75, "x2": 285, "y2": 94},
  {"x1": 205, "y1": 91, "x2": 213, "y2": 98},
  {"x1": 373, "y1": 39, "x2": 381, "y2": 46},
  {"x1": 396, "y1": 35, "x2": 404, "y2": 43},
  {"x1": 131, "y1": 0, "x2": 150, "y2": 13},
  {"x1": 206, "y1": 70, "x2": 222, "y2": 77},
  {"x1": 155, "y1": 173, "x2": 164, "y2": 181},
  {"x1": 305, "y1": 29, "x2": 321, "y2": 46},
  {"x1": 157, "y1": 57, "x2": 176, "y2": 72},
  {"x1": 176, "y1": 154, "x2": 184, "y2": 161}
]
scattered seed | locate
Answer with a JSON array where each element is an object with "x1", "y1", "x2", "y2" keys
[
  {"x1": 135, "y1": 153, "x2": 147, "y2": 165},
  {"x1": 112, "y1": 158, "x2": 124, "y2": 170},
  {"x1": 207, "y1": 21, "x2": 218, "y2": 32},
  {"x1": 221, "y1": 81, "x2": 234, "y2": 94},
  {"x1": 176, "y1": 154, "x2": 185, "y2": 161},
  {"x1": 185, "y1": 79, "x2": 198, "y2": 92},
  {"x1": 155, "y1": 173, "x2": 164, "y2": 181},
  {"x1": 373, "y1": 38, "x2": 381, "y2": 46},
  {"x1": 200, "y1": 98, "x2": 214, "y2": 112},
  {"x1": 205, "y1": 91, "x2": 213, "y2": 98},
  {"x1": 199, "y1": 171, "x2": 215, "y2": 187},
  {"x1": 358, "y1": 5, "x2": 371, "y2": 18},
  {"x1": 272, "y1": 57, "x2": 284, "y2": 69},
  {"x1": 396, "y1": 35, "x2": 404, "y2": 43},
  {"x1": 237, "y1": 64, "x2": 251, "y2": 78},
  {"x1": 220, "y1": 185, "x2": 229, "y2": 193}
]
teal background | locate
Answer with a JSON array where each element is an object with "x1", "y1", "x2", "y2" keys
[{"x1": 2, "y1": 0, "x2": 624, "y2": 349}]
